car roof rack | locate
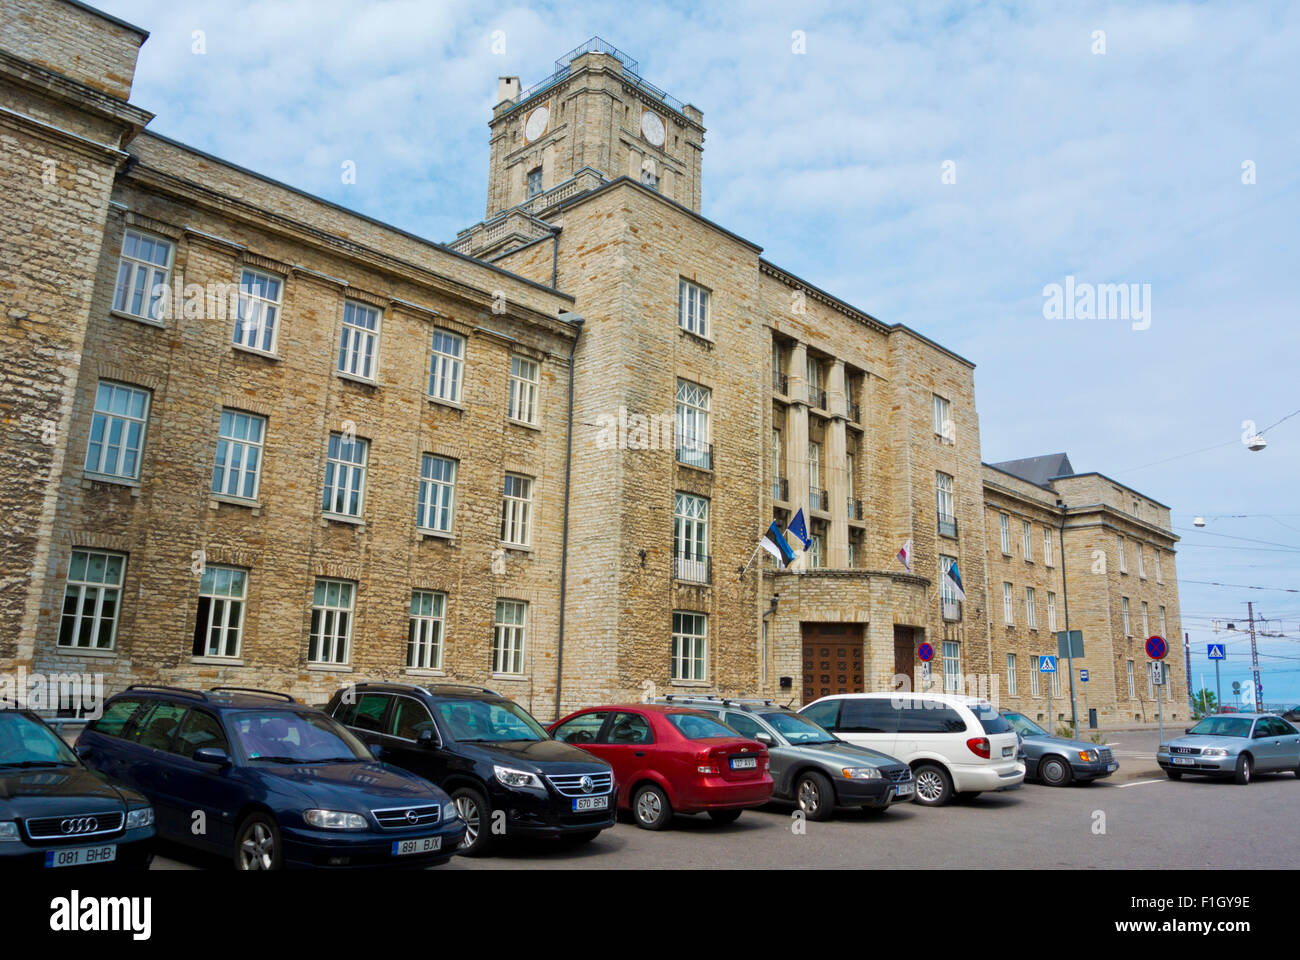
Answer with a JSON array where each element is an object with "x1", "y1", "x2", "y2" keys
[
  {"x1": 208, "y1": 686, "x2": 296, "y2": 703},
  {"x1": 351, "y1": 680, "x2": 434, "y2": 698},
  {"x1": 427, "y1": 682, "x2": 503, "y2": 697},
  {"x1": 660, "y1": 694, "x2": 778, "y2": 708},
  {"x1": 125, "y1": 684, "x2": 209, "y2": 701}
]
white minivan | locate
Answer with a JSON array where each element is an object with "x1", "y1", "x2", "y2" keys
[{"x1": 799, "y1": 692, "x2": 1024, "y2": 805}]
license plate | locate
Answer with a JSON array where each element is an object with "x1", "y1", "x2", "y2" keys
[
  {"x1": 572, "y1": 795, "x2": 609, "y2": 812},
  {"x1": 1106, "y1": 763, "x2": 1118, "y2": 772},
  {"x1": 391, "y1": 836, "x2": 442, "y2": 856},
  {"x1": 1002, "y1": 746, "x2": 1014, "y2": 757},
  {"x1": 730, "y1": 756, "x2": 757, "y2": 770},
  {"x1": 1172, "y1": 757, "x2": 1194, "y2": 765},
  {"x1": 894, "y1": 782, "x2": 914, "y2": 796},
  {"x1": 45, "y1": 844, "x2": 116, "y2": 868}
]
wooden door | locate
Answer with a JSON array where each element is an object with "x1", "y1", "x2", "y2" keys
[{"x1": 802, "y1": 623, "x2": 864, "y2": 704}]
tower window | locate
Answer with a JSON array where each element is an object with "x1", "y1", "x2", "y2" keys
[{"x1": 526, "y1": 167, "x2": 543, "y2": 198}]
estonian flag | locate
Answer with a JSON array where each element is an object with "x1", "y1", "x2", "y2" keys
[
  {"x1": 786, "y1": 508, "x2": 812, "y2": 551},
  {"x1": 760, "y1": 521, "x2": 797, "y2": 568},
  {"x1": 943, "y1": 560, "x2": 967, "y2": 602}
]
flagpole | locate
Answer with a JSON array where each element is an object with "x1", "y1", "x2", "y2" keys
[{"x1": 737, "y1": 541, "x2": 764, "y2": 580}]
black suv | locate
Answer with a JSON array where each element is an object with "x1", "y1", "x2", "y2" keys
[{"x1": 325, "y1": 683, "x2": 615, "y2": 855}]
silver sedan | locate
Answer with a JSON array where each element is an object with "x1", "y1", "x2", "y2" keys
[{"x1": 1157, "y1": 713, "x2": 1300, "y2": 784}]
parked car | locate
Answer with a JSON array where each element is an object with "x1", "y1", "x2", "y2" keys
[
  {"x1": 654, "y1": 695, "x2": 913, "y2": 819},
  {"x1": 75, "y1": 685, "x2": 465, "y2": 869},
  {"x1": 1281, "y1": 706, "x2": 1300, "y2": 724},
  {"x1": 549, "y1": 704, "x2": 773, "y2": 829},
  {"x1": 0, "y1": 708, "x2": 155, "y2": 869},
  {"x1": 1157, "y1": 713, "x2": 1300, "y2": 784},
  {"x1": 799, "y1": 692, "x2": 1024, "y2": 805},
  {"x1": 1000, "y1": 711, "x2": 1118, "y2": 786},
  {"x1": 324, "y1": 682, "x2": 614, "y2": 855}
]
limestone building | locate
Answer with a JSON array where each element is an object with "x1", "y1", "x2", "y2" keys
[{"x1": 0, "y1": 5, "x2": 1182, "y2": 724}]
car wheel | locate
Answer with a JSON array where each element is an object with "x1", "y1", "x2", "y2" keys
[
  {"x1": 1234, "y1": 754, "x2": 1252, "y2": 785},
  {"x1": 911, "y1": 764, "x2": 953, "y2": 806},
  {"x1": 451, "y1": 786, "x2": 494, "y2": 856},
  {"x1": 632, "y1": 783, "x2": 672, "y2": 830},
  {"x1": 1165, "y1": 768, "x2": 1183, "y2": 780},
  {"x1": 707, "y1": 809, "x2": 743, "y2": 825},
  {"x1": 234, "y1": 813, "x2": 282, "y2": 871},
  {"x1": 795, "y1": 771, "x2": 835, "y2": 822},
  {"x1": 1039, "y1": 755, "x2": 1073, "y2": 787}
]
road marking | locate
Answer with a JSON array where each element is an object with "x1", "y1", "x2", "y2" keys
[{"x1": 1116, "y1": 778, "x2": 1166, "y2": 788}]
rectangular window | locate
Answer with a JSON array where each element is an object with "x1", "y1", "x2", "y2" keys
[
  {"x1": 233, "y1": 268, "x2": 282, "y2": 354},
  {"x1": 85, "y1": 381, "x2": 150, "y2": 480},
  {"x1": 211, "y1": 408, "x2": 265, "y2": 501},
  {"x1": 1154, "y1": 550, "x2": 1163, "y2": 583},
  {"x1": 942, "y1": 641, "x2": 961, "y2": 693},
  {"x1": 1043, "y1": 527, "x2": 1054, "y2": 567},
  {"x1": 508, "y1": 355, "x2": 540, "y2": 424},
  {"x1": 1022, "y1": 519, "x2": 1032, "y2": 560},
  {"x1": 1003, "y1": 582, "x2": 1014, "y2": 624},
  {"x1": 678, "y1": 279, "x2": 710, "y2": 338},
  {"x1": 1159, "y1": 605, "x2": 1167, "y2": 636},
  {"x1": 1118, "y1": 535, "x2": 1127, "y2": 573},
  {"x1": 1146, "y1": 662, "x2": 1154, "y2": 697},
  {"x1": 308, "y1": 578, "x2": 354, "y2": 664},
  {"x1": 673, "y1": 491, "x2": 710, "y2": 581},
  {"x1": 806, "y1": 356, "x2": 822, "y2": 407},
  {"x1": 772, "y1": 428, "x2": 783, "y2": 499},
  {"x1": 675, "y1": 379, "x2": 711, "y2": 468},
  {"x1": 193, "y1": 565, "x2": 247, "y2": 658},
  {"x1": 493, "y1": 599, "x2": 527, "y2": 675},
  {"x1": 1122, "y1": 597, "x2": 1131, "y2": 635},
  {"x1": 936, "y1": 472, "x2": 956, "y2": 535},
  {"x1": 428, "y1": 329, "x2": 465, "y2": 403},
  {"x1": 809, "y1": 441, "x2": 822, "y2": 503},
  {"x1": 338, "y1": 300, "x2": 380, "y2": 380},
  {"x1": 1127, "y1": 660, "x2": 1135, "y2": 698},
  {"x1": 932, "y1": 393, "x2": 952, "y2": 442},
  {"x1": 322, "y1": 432, "x2": 368, "y2": 518},
  {"x1": 501, "y1": 473, "x2": 534, "y2": 546},
  {"x1": 1047, "y1": 591, "x2": 1058, "y2": 633},
  {"x1": 407, "y1": 590, "x2": 445, "y2": 670},
  {"x1": 1030, "y1": 659, "x2": 1041, "y2": 697},
  {"x1": 1007, "y1": 654, "x2": 1017, "y2": 696},
  {"x1": 1136, "y1": 544, "x2": 1146, "y2": 578},
  {"x1": 417, "y1": 455, "x2": 457, "y2": 533},
  {"x1": 1051, "y1": 669, "x2": 1062, "y2": 698},
  {"x1": 112, "y1": 229, "x2": 173, "y2": 322},
  {"x1": 1000, "y1": 514, "x2": 1011, "y2": 554},
  {"x1": 1141, "y1": 601, "x2": 1150, "y2": 637},
  {"x1": 527, "y1": 167, "x2": 543, "y2": 198},
  {"x1": 671, "y1": 611, "x2": 708, "y2": 681},
  {"x1": 58, "y1": 550, "x2": 125, "y2": 650},
  {"x1": 1025, "y1": 587, "x2": 1037, "y2": 629},
  {"x1": 809, "y1": 532, "x2": 823, "y2": 568}
]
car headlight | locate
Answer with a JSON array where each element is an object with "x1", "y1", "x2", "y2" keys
[
  {"x1": 443, "y1": 803, "x2": 461, "y2": 823},
  {"x1": 125, "y1": 807, "x2": 155, "y2": 829},
  {"x1": 1202, "y1": 748, "x2": 1229, "y2": 758},
  {"x1": 841, "y1": 767, "x2": 882, "y2": 780},
  {"x1": 303, "y1": 809, "x2": 368, "y2": 830},
  {"x1": 1078, "y1": 750, "x2": 1097, "y2": 763},
  {"x1": 0, "y1": 821, "x2": 18, "y2": 842},
  {"x1": 494, "y1": 765, "x2": 545, "y2": 791}
]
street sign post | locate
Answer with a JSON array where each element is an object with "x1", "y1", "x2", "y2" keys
[
  {"x1": 1040, "y1": 656, "x2": 1057, "y2": 733},
  {"x1": 1055, "y1": 630, "x2": 1083, "y2": 738},
  {"x1": 1208, "y1": 643, "x2": 1225, "y2": 714},
  {"x1": 917, "y1": 643, "x2": 934, "y2": 692},
  {"x1": 1147, "y1": 636, "x2": 1167, "y2": 743},
  {"x1": 1079, "y1": 669, "x2": 1089, "y2": 730}
]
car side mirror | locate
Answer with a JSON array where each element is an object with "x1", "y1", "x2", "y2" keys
[
  {"x1": 193, "y1": 747, "x2": 231, "y2": 767},
  {"x1": 370, "y1": 742, "x2": 384, "y2": 758},
  {"x1": 754, "y1": 732, "x2": 774, "y2": 745},
  {"x1": 1185, "y1": 728, "x2": 1193, "y2": 734},
  {"x1": 418, "y1": 728, "x2": 436, "y2": 746}
]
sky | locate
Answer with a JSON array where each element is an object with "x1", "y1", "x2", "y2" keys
[{"x1": 99, "y1": 0, "x2": 1300, "y2": 705}]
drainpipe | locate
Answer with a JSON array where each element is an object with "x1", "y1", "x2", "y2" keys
[
  {"x1": 554, "y1": 311, "x2": 583, "y2": 720},
  {"x1": 1058, "y1": 501, "x2": 1080, "y2": 737}
]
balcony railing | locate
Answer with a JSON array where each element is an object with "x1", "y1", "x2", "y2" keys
[
  {"x1": 773, "y1": 477, "x2": 789, "y2": 502},
  {"x1": 673, "y1": 555, "x2": 712, "y2": 584},
  {"x1": 848, "y1": 401, "x2": 861, "y2": 423},
  {"x1": 848, "y1": 498, "x2": 864, "y2": 521},
  {"x1": 942, "y1": 599, "x2": 962, "y2": 622},
  {"x1": 772, "y1": 371, "x2": 788, "y2": 395},
  {"x1": 812, "y1": 488, "x2": 829, "y2": 512},
  {"x1": 676, "y1": 440, "x2": 712, "y2": 471},
  {"x1": 938, "y1": 514, "x2": 958, "y2": 538},
  {"x1": 810, "y1": 387, "x2": 828, "y2": 410}
]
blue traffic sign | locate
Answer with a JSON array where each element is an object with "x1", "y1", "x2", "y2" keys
[
  {"x1": 1039, "y1": 655, "x2": 1057, "y2": 673},
  {"x1": 917, "y1": 642, "x2": 934, "y2": 663},
  {"x1": 1145, "y1": 635, "x2": 1168, "y2": 660},
  {"x1": 1207, "y1": 644, "x2": 1226, "y2": 661},
  {"x1": 1080, "y1": 669, "x2": 1089, "y2": 682}
]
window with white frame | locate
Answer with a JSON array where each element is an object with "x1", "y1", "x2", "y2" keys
[
  {"x1": 940, "y1": 555, "x2": 960, "y2": 610},
  {"x1": 500, "y1": 474, "x2": 534, "y2": 546},
  {"x1": 1047, "y1": 591, "x2": 1058, "y2": 633},
  {"x1": 936, "y1": 472, "x2": 956, "y2": 528},
  {"x1": 671, "y1": 611, "x2": 708, "y2": 681},
  {"x1": 1159, "y1": 606, "x2": 1167, "y2": 636},
  {"x1": 508, "y1": 355, "x2": 540, "y2": 424},
  {"x1": 322, "y1": 432, "x2": 368, "y2": 519},
  {"x1": 1118, "y1": 535, "x2": 1127, "y2": 573},
  {"x1": 1154, "y1": 550, "x2": 1163, "y2": 583},
  {"x1": 678, "y1": 278, "x2": 709, "y2": 338},
  {"x1": 85, "y1": 381, "x2": 150, "y2": 480},
  {"x1": 932, "y1": 393, "x2": 953, "y2": 442},
  {"x1": 942, "y1": 641, "x2": 961, "y2": 693},
  {"x1": 806, "y1": 355, "x2": 822, "y2": 406},
  {"x1": 1127, "y1": 660, "x2": 1135, "y2": 698},
  {"x1": 673, "y1": 491, "x2": 710, "y2": 581},
  {"x1": 1022, "y1": 519, "x2": 1033, "y2": 560},
  {"x1": 493, "y1": 599, "x2": 527, "y2": 674},
  {"x1": 338, "y1": 300, "x2": 380, "y2": 380},
  {"x1": 1007, "y1": 653, "x2": 1017, "y2": 696},
  {"x1": 193, "y1": 565, "x2": 247, "y2": 658},
  {"x1": 233, "y1": 268, "x2": 283, "y2": 354},
  {"x1": 772, "y1": 428, "x2": 782, "y2": 496},
  {"x1": 407, "y1": 590, "x2": 445, "y2": 670},
  {"x1": 211, "y1": 408, "x2": 265, "y2": 501},
  {"x1": 58, "y1": 550, "x2": 126, "y2": 650},
  {"x1": 809, "y1": 532, "x2": 823, "y2": 568},
  {"x1": 1003, "y1": 582, "x2": 1014, "y2": 624},
  {"x1": 1121, "y1": 596, "x2": 1131, "y2": 635},
  {"x1": 526, "y1": 167, "x2": 543, "y2": 198},
  {"x1": 808, "y1": 441, "x2": 821, "y2": 495},
  {"x1": 417, "y1": 454, "x2": 457, "y2": 533},
  {"x1": 1030, "y1": 659, "x2": 1041, "y2": 696},
  {"x1": 675, "y1": 379, "x2": 711, "y2": 467},
  {"x1": 113, "y1": 229, "x2": 173, "y2": 322},
  {"x1": 1145, "y1": 661, "x2": 1154, "y2": 697},
  {"x1": 1025, "y1": 587, "x2": 1037, "y2": 629},
  {"x1": 1050, "y1": 668, "x2": 1062, "y2": 698},
  {"x1": 1043, "y1": 527, "x2": 1054, "y2": 566},
  {"x1": 1136, "y1": 543, "x2": 1145, "y2": 578},
  {"x1": 428, "y1": 329, "x2": 465, "y2": 403},
  {"x1": 1141, "y1": 601, "x2": 1150, "y2": 637},
  {"x1": 308, "y1": 578, "x2": 354, "y2": 664},
  {"x1": 1000, "y1": 514, "x2": 1011, "y2": 554}
]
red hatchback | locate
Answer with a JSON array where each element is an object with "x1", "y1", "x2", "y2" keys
[{"x1": 548, "y1": 705, "x2": 773, "y2": 830}]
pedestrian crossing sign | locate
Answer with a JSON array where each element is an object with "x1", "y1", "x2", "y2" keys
[{"x1": 1039, "y1": 655, "x2": 1057, "y2": 673}]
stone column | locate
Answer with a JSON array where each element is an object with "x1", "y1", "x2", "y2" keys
[
  {"x1": 786, "y1": 341, "x2": 810, "y2": 572},
  {"x1": 826, "y1": 359, "x2": 850, "y2": 567}
]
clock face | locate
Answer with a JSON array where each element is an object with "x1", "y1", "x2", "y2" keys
[
  {"x1": 641, "y1": 111, "x2": 666, "y2": 147},
  {"x1": 524, "y1": 105, "x2": 550, "y2": 143}
]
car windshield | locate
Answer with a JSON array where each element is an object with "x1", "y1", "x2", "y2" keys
[
  {"x1": 231, "y1": 710, "x2": 372, "y2": 762},
  {"x1": 667, "y1": 712, "x2": 737, "y2": 740},
  {"x1": 436, "y1": 699, "x2": 548, "y2": 743},
  {"x1": 1187, "y1": 716, "x2": 1254, "y2": 738},
  {"x1": 972, "y1": 704, "x2": 1013, "y2": 734},
  {"x1": 761, "y1": 711, "x2": 836, "y2": 744},
  {"x1": 1003, "y1": 712, "x2": 1048, "y2": 737},
  {"x1": 0, "y1": 712, "x2": 79, "y2": 766}
]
